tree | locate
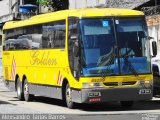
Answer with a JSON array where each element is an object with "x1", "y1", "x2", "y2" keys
[{"x1": 37, "y1": 0, "x2": 69, "y2": 11}]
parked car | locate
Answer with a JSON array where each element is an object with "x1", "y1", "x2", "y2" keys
[{"x1": 152, "y1": 61, "x2": 160, "y2": 96}]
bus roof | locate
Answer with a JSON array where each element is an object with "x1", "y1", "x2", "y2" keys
[{"x1": 3, "y1": 8, "x2": 144, "y2": 30}]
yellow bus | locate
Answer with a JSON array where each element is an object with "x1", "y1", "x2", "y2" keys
[{"x1": 2, "y1": 8, "x2": 156, "y2": 109}]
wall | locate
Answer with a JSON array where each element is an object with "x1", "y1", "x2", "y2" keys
[
  {"x1": 69, "y1": 0, "x2": 106, "y2": 9},
  {"x1": 0, "y1": 0, "x2": 19, "y2": 16},
  {"x1": 0, "y1": 0, "x2": 10, "y2": 16}
]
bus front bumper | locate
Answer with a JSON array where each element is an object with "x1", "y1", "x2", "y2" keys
[{"x1": 71, "y1": 87, "x2": 152, "y2": 103}]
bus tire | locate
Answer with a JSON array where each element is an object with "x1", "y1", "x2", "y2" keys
[
  {"x1": 65, "y1": 83, "x2": 75, "y2": 109},
  {"x1": 23, "y1": 79, "x2": 34, "y2": 102},
  {"x1": 16, "y1": 78, "x2": 24, "y2": 101},
  {"x1": 120, "y1": 101, "x2": 134, "y2": 108}
]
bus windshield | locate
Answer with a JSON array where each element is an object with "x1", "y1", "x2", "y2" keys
[{"x1": 80, "y1": 18, "x2": 151, "y2": 76}]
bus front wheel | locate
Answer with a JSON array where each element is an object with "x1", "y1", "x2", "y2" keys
[
  {"x1": 65, "y1": 83, "x2": 75, "y2": 109},
  {"x1": 23, "y1": 79, "x2": 34, "y2": 101},
  {"x1": 120, "y1": 101, "x2": 134, "y2": 108}
]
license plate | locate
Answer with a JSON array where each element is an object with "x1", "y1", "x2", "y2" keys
[{"x1": 88, "y1": 92, "x2": 101, "y2": 97}]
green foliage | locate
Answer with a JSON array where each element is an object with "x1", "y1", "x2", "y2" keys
[
  {"x1": 37, "y1": 0, "x2": 69, "y2": 11},
  {"x1": 36, "y1": 0, "x2": 50, "y2": 6}
]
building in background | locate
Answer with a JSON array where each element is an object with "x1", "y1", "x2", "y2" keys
[
  {"x1": 0, "y1": 0, "x2": 38, "y2": 49},
  {"x1": 0, "y1": 0, "x2": 159, "y2": 60},
  {"x1": 69, "y1": 0, "x2": 149, "y2": 9}
]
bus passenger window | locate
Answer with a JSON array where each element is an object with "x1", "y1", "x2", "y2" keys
[{"x1": 42, "y1": 20, "x2": 65, "y2": 49}]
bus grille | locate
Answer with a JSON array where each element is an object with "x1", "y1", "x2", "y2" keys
[
  {"x1": 104, "y1": 81, "x2": 136, "y2": 86},
  {"x1": 122, "y1": 81, "x2": 136, "y2": 85},
  {"x1": 104, "y1": 82, "x2": 118, "y2": 86}
]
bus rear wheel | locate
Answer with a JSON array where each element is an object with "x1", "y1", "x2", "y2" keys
[
  {"x1": 65, "y1": 83, "x2": 75, "y2": 109},
  {"x1": 120, "y1": 101, "x2": 134, "y2": 108},
  {"x1": 23, "y1": 79, "x2": 34, "y2": 101},
  {"x1": 16, "y1": 78, "x2": 24, "y2": 101}
]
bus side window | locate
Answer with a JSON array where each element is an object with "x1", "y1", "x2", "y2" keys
[
  {"x1": 42, "y1": 20, "x2": 65, "y2": 49},
  {"x1": 68, "y1": 17, "x2": 80, "y2": 78}
]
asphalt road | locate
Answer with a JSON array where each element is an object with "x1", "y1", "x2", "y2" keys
[{"x1": 0, "y1": 80, "x2": 160, "y2": 120}]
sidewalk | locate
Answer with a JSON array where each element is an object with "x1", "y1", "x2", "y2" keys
[
  {"x1": 0, "y1": 79, "x2": 9, "y2": 91},
  {"x1": 0, "y1": 79, "x2": 43, "y2": 114}
]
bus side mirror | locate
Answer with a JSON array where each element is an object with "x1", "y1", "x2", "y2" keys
[{"x1": 152, "y1": 41, "x2": 157, "y2": 57}]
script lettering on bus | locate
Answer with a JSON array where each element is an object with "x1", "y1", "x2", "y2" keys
[
  {"x1": 3, "y1": 52, "x2": 10, "y2": 55},
  {"x1": 30, "y1": 51, "x2": 57, "y2": 66}
]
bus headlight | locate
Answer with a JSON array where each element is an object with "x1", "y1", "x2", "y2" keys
[
  {"x1": 139, "y1": 80, "x2": 152, "y2": 87},
  {"x1": 82, "y1": 82, "x2": 103, "y2": 88}
]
